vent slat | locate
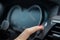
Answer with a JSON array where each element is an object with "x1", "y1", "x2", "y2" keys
[
  {"x1": 51, "y1": 31, "x2": 60, "y2": 34},
  {"x1": 45, "y1": 23, "x2": 60, "y2": 40},
  {"x1": 55, "y1": 26, "x2": 60, "y2": 29}
]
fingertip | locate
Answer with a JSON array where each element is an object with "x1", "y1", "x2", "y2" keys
[{"x1": 38, "y1": 25, "x2": 44, "y2": 30}]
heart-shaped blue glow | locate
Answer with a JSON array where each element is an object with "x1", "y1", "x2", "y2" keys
[{"x1": 7, "y1": 5, "x2": 42, "y2": 31}]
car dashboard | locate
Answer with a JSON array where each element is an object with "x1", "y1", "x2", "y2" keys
[{"x1": 0, "y1": 0, "x2": 60, "y2": 40}]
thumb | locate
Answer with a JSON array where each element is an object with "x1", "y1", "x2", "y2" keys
[{"x1": 15, "y1": 25, "x2": 44, "y2": 40}]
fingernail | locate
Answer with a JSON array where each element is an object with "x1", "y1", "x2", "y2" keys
[
  {"x1": 38, "y1": 25, "x2": 44, "y2": 30},
  {"x1": 38, "y1": 25, "x2": 43, "y2": 27}
]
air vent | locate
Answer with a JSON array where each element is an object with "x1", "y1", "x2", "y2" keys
[{"x1": 45, "y1": 23, "x2": 60, "y2": 40}]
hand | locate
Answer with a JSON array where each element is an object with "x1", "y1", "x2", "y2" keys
[{"x1": 15, "y1": 25, "x2": 44, "y2": 40}]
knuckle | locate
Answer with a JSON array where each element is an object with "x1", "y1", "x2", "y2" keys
[{"x1": 25, "y1": 28, "x2": 31, "y2": 33}]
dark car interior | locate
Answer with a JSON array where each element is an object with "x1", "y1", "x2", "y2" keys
[{"x1": 0, "y1": 0, "x2": 60, "y2": 40}]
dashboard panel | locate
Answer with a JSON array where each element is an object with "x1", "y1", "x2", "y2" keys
[{"x1": 0, "y1": 0, "x2": 60, "y2": 40}]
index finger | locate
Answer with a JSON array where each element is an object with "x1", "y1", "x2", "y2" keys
[{"x1": 15, "y1": 25, "x2": 44, "y2": 40}]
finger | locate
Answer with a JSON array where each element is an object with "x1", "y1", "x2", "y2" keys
[
  {"x1": 15, "y1": 25, "x2": 44, "y2": 40},
  {"x1": 27, "y1": 25, "x2": 44, "y2": 34}
]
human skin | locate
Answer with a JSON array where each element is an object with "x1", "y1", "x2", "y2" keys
[{"x1": 15, "y1": 25, "x2": 44, "y2": 40}]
